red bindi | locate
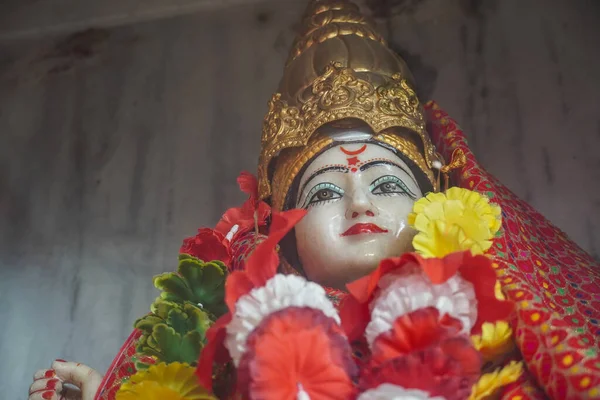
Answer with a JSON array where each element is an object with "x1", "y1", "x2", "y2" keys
[{"x1": 347, "y1": 156, "x2": 360, "y2": 166}]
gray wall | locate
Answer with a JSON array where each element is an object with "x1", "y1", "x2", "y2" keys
[{"x1": 1, "y1": 0, "x2": 599, "y2": 398}]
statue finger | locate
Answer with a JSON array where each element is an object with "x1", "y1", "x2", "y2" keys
[
  {"x1": 33, "y1": 369, "x2": 57, "y2": 381},
  {"x1": 51, "y1": 361, "x2": 102, "y2": 400},
  {"x1": 59, "y1": 384, "x2": 83, "y2": 400},
  {"x1": 28, "y1": 390, "x2": 60, "y2": 400},
  {"x1": 29, "y1": 378, "x2": 62, "y2": 395}
]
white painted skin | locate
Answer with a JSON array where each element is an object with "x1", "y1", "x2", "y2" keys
[{"x1": 294, "y1": 131, "x2": 424, "y2": 289}]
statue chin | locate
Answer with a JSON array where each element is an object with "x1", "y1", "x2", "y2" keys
[
  {"x1": 296, "y1": 230, "x2": 416, "y2": 290},
  {"x1": 301, "y1": 254, "x2": 381, "y2": 290}
]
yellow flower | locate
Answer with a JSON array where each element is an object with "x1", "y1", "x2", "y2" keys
[
  {"x1": 408, "y1": 187, "x2": 502, "y2": 258},
  {"x1": 471, "y1": 321, "x2": 515, "y2": 361},
  {"x1": 494, "y1": 281, "x2": 505, "y2": 300},
  {"x1": 469, "y1": 361, "x2": 523, "y2": 400},
  {"x1": 116, "y1": 362, "x2": 216, "y2": 400}
]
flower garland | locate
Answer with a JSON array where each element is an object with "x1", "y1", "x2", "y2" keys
[{"x1": 116, "y1": 173, "x2": 522, "y2": 400}]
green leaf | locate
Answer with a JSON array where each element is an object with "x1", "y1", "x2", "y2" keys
[
  {"x1": 134, "y1": 315, "x2": 163, "y2": 333},
  {"x1": 149, "y1": 324, "x2": 203, "y2": 365},
  {"x1": 133, "y1": 299, "x2": 212, "y2": 368},
  {"x1": 153, "y1": 273, "x2": 194, "y2": 301},
  {"x1": 166, "y1": 307, "x2": 189, "y2": 334},
  {"x1": 152, "y1": 256, "x2": 228, "y2": 317},
  {"x1": 133, "y1": 254, "x2": 227, "y2": 369}
]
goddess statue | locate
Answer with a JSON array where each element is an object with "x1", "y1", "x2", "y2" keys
[{"x1": 29, "y1": 1, "x2": 600, "y2": 399}]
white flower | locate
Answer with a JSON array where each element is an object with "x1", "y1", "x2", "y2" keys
[
  {"x1": 225, "y1": 274, "x2": 340, "y2": 366},
  {"x1": 365, "y1": 270, "x2": 476, "y2": 347},
  {"x1": 358, "y1": 384, "x2": 445, "y2": 400}
]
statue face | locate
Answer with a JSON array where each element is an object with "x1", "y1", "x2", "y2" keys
[{"x1": 293, "y1": 140, "x2": 423, "y2": 289}]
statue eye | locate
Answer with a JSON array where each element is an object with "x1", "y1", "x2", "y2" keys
[
  {"x1": 376, "y1": 182, "x2": 400, "y2": 193},
  {"x1": 303, "y1": 183, "x2": 344, "y2": 208},
  {"x1": 370, "y1": 175, "x2": 416, "y2": 199},
  {"x1": 315, "y1": 189, "x2": 337, "y2": 201}
]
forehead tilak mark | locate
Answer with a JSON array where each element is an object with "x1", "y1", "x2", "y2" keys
[
  {"x1": 340, "y1": 145, "x2": 367, "y2": 156},
  {"x1": 340, "y1": 145, "x2": 367, "y2": 172}
]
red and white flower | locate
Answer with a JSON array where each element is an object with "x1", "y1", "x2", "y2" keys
[
  {"x1": 366, "y1": 268, "x2": 476, "y2": 346},
  {"x1": 196, "y1": 209, "x2": 307, "y2": 390},
  {"x1": 197, "y1": 208, "x2": 357, "y2": 399},
  {"x1": 225, "y1": 273, "x2": 340, "y2": 366},
  {"x1": 340, "y1": 251, "x2": 514, "y2": 343},
  {"x1": 360, "y1": 308, "x2": 482, "y2": 400},
  {"x1": 236, "y1": 307, "x2": 356, "y2": 400}
]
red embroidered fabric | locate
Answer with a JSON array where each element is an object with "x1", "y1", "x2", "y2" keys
[
  {"x1": 426, "y1": 101, "x2": 600, "y2": 400},
  {"x1": 95, "y1": 329, "x2": 142, "y2": 400},
  {"x1": 95, "y1": 102, "x2": 600, "y2": 400}
]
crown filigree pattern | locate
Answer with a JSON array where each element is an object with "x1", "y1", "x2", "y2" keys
[{"x1": 258, "y1": 62, "x2": 433, "y2": 200}]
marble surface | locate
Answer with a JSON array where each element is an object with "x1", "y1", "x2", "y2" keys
[{"x1": 1, "y1": 0, "x2": 599, "y2": 398}]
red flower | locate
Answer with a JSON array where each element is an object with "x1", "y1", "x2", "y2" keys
[
  {"x1": 360, "y1": 345, "x2": 480, "y2": 400},
  {"x1": 340, "y1": 251, "x2": 514, "y2": 340},
  {"x1": 180, "y1": 228, "x2": 232, "y2": 265},
  {"x1": 216, "y1": 172, "x2": 271, "y2": 240},
  {"x1": 196, "y1": 208, "x2": 307, "y2": 391},
  {"x1": 361, "y1": 308, "x2": 481, "y2": 400},
  {"x1": 369, "y1": 307, "x2": 464, "y2": 366},
  {"x1": 237, "y1": 307, "x2": 357, "y2": 400}
]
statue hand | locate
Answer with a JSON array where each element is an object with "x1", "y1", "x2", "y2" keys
[{"x1": 29, "y1": 361, "x2": 103, "y2": 400}]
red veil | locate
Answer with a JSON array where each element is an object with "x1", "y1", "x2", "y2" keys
[{"x1": 95, "y1": 102, "x2": 600, "y2": 400}]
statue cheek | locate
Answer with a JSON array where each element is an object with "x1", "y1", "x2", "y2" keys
[
  {"x1": 374, "y1": 197, "x2": 416, "y2": 235},
  {"x1": 297, "y1": 208, "x2": 341, "y2": 240},
  {"x1": 296, "y1": 207, "x2": 344, "y2": 257}
]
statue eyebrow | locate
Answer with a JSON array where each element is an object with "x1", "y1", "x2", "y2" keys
[
  {"x1": 299, "y1": 166, "x2": 349, "y2": 200},
  {"x1": 359, "y1": 160, "x2": 417, "y2": 186}
]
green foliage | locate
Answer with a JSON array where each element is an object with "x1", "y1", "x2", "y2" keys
[
  {"x1": 133, "y1": 254, "x2": 228, "y2": 370},
  {"x1": 154, "y1": 254, "x2": 228, "y2": 318},
  {"x1": 134, "y1": 299, "x2": 211, "y2": 369}
]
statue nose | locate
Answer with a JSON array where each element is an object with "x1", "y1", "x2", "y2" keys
[
  {"x1": 351, "y1": 210, "x2": 375, "y2": 218},
  {"x1": 347, "y1": 190, "x2": 376, "y2": 219}
]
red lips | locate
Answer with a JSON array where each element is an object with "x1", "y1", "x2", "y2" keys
[{"x1": 341, "y1": 223, "x2": 388, "y2": 237}]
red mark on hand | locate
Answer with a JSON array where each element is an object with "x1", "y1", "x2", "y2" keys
[
  {"x1": 44, "y1": 370, "x2": 56, "y2": 379},
  {"x1": 340, "y1": 145, "x2": 367, "y2": 156},
  {"x1": 42, "y1": 391, "x2": 55, "y2": 400}
]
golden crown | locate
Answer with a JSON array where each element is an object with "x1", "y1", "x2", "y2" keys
[{"x1": 257, "y1": 0, "x2": 438, "y2": 205}]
